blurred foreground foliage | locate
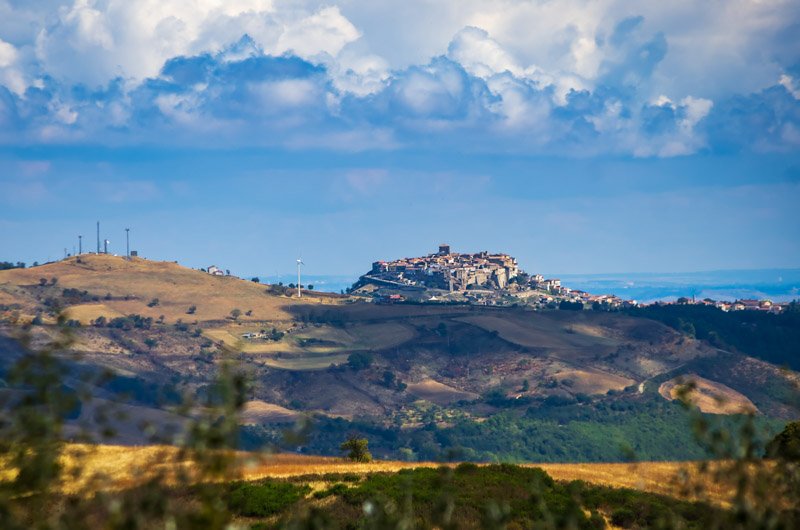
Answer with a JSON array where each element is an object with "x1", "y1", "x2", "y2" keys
[{"x1": 0, "y1": 320, "x2": 798, "y2": 529}]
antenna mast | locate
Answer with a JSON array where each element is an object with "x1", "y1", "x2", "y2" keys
[
  {"x1": 296, "y1": 258, "x2": 304, "y2": 298},
  {"x1": 78, "y1": 235, "x2": 82, "y2": 255},
  {"x1": 96, "y1": 221, "x2": 100, "y2": 254},
  {"x1": 125, "y1": 228, "x2": 130, "y2": 259}
]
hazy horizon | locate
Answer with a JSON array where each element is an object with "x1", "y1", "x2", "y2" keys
[{"x1": 1, "y1": 2, "x2": 798, "y2": 274}]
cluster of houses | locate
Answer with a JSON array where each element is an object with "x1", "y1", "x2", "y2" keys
[
  {"x1": 660, "y1": 297, "x2": 790, "y2": 314},
  {"x1": 353, "y1": 244, "x2": 636, "y2": 309},
  {"x1": 353, "y1": 244, "x2": 796, "y2": 313},
  {"x1": 362, "y1": 244, "x2": 522, "y2": 291}
]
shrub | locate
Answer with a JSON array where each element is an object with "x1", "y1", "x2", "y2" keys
[
  {"x1": 313, "y1": 483, "x2": 348, "y2": 499},
  {"x1": 227, "y1": 481, "x2": 310, "y2": 517},
  {"x1": 347, "y1": 352, "x2": 373, "y2": 371},
  {"x1": 186, "y1": 305, "x2": 196, "y2": 314},
  {"x1": 455, "y1": 462, "x2": 480, "y2": 474},
  {"x1": 766, "y1": 421, "x2": 800, "y2": 461},
  {"x1": 610, "y1": 507, "x2": 637, "y2": 527},
  {"x1": 147, "y1": 298, "x2": 159, "y2": 307}
]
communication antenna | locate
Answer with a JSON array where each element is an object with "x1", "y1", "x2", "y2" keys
[
  {"x1": 96, "y1": 221, "x2": 100, "y2": 254},
  {"x1": 125, "y1": 228, "x2": 130, "y2": 259},
  {"x1": 78, "y1": 235, "x2": 82, "y2": 255},
  {"x1": 104, "y1": 239, "x2": 110, "y2": 254},
  {"x1": 296, "y1": 258, "x2": 304, "y2": 298}
]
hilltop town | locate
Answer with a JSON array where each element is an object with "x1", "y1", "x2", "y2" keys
[
  {"x1": 349, "y1": 245, "x2": 794, "y2": 313},
  {"x1": 349, "y1": 244, "x2": 629, "y2": 309}
]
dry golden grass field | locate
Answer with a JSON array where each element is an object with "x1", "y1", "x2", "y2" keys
[
  {"x1": 0, "y1": 254, "x2": 344, "y2": 324},
  {"x1": 659, "y1": 374, "x2": 759, "y2": 415},
  {"x1": 406, "y1": 378, "x2": 480, "y2": 405},
  {"x1": 48, "y1": 444, "x2": 739, "y2": 507}
]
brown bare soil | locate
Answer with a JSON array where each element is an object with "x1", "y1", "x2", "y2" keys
[
  {"x1": 658, "y1": 374, "x2": 759, "y2": 414},
  {"x1": 240, "y1": 400, "x2": 300, "y2": 424},
  {"x1": 407, "y1": 378, "x2": 479, "y2": 405},
  {"x1": 553, "y1": 368, "x2": 635, "y2": 395}
]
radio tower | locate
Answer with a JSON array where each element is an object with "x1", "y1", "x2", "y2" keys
[
  {"x1": 78, "y1": 235, "x2": 82, "y2": 255},
  {"x1": 125, "y1": 228, "x2": 130, "y2": 259}
]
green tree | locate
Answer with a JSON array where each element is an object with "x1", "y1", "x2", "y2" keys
[
  {"x1": 230, "y1": 308, "x2": 242, "y2": 321},
  {"x1": 347, "y1": 352, "x2": 373, "y2": 371},
  {"x1": 766, "y1": 421, "x2": 800, "y2": 461},
  {"x1": 187, "y1": 305, "x2": 197, "y2": 314},
  {"x1": 340, "y1": 436, "x2": 372, "y2": 462}
]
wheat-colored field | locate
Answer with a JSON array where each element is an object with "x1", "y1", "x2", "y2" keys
[
  {"x1": 659, "y1": 374, "x2": 758, "y2": 415},
  {"x1": 48, "y1": 444, "x2": 738, "y2": 506},
  {"x1": 258, "y1": 353, "x2": 352, "y2": 370},
  {"x1": 406, "y1": 378, "x2": 479, "y2": 405},
  {"x1": 0, "y1": 254, "x2": 343, "y2": 324}
]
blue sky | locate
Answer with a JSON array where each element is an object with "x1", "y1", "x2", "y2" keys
[{"x1": 0, "y1": 1, "x2": 799, "y2": 277}]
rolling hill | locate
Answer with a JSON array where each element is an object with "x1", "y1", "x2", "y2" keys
[{"x1": 1, "y1": 255, "x2": 797, "y2": 460}]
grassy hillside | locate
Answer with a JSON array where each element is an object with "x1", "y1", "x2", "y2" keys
[
  {"x1": 1, "y1": 256, "x2": 797, "y2": 462},
  {"x1": 6, "y1": 443, "x2": 795, "y2": 529},
  {"x1": 0, "y1": 254, "x2": 344, "y2": 325}
]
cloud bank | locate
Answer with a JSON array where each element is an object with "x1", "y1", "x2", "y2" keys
[{"x1": 0, "y1": 0, "x2": 798, "y2": 156}]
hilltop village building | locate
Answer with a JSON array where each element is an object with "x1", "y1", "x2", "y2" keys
[
  {"x1": 368, "y1": 244, "x2": 520, "y2": 291},
  {"x1": 353, "y1": 244, "x2": 639, "y2": 309},
  {"x1": 353, "y1": 245, "x2": 790, "y2": 312}
]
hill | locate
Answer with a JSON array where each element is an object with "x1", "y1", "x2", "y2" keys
[
  {"x1": 0, "y1": 255, "x2": 797, "y2": 460},
  {"x1": 10, "y1": 442, "x2": 777, "y2": 529},
  {"x1": 0, "y1": 254, "x2": 344, "y2": 325},
  {"x1": 54, "y1": 443, "x2": 738, "y2": 506}
]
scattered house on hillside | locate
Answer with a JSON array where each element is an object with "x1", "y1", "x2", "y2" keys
[
  {"x1": 738, "y1": 299, "x2": 762, "y2": 310},
  {"x1": 208, "y1": 265, "x2": 224, "y2": 276},
  {"x1": 376, "y1": 293, "x2": 405, "y2": 304}
]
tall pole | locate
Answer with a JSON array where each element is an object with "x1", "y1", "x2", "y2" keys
[
  {"x1": 125, "y1": 228, "x2": 130, "y2": 259},
  {"x1": 104, "y1": 239, "x2": 109, "y2": 254},
  {"x1": 78, "y1": 235, "x2": 82, "y2": 255},
  {"x1": 96, "y1": 221, "x2": 100, "y2": 254},
  {"x1": 297, "y1": 259, "x2": 302, "y2": 298}
]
